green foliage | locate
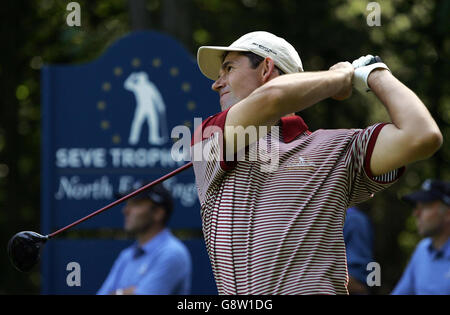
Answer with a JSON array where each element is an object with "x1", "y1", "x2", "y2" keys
[{"x1": 0, "y1": 0, "x2": 448, "y2": 294}]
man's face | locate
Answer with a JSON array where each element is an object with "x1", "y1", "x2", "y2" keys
[
  {"x1": 212, "y1": 52, "x2": 264, "y2": 111},
  {"x1": 413, "y1": 200, "x2": 446, "y2": 237},
  {"x1": 122, "y1": 199, "x2": 158, "y2": 234}
]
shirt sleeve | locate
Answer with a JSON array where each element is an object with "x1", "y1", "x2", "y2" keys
[
  {"x1": 134, "y1": 247, "x2": 192, "y2": 295},
  {"x1": 345, "y1": 123, "x2": 405, "y2": 206},
  {"x1": 190, "y1": 108, "x2": 238, "y2": 205}
]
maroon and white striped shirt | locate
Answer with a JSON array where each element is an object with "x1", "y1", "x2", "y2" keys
[{"x1": 191, "y1": 108, "x2": 404, "y2": 295}]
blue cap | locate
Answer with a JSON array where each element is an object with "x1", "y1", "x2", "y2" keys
[
  {"x1": 402, "y1": 179, "x2": 450, "y2": 206},
  {"x1": 116, "y1": 183, "x2": 174, "y2": 213}
]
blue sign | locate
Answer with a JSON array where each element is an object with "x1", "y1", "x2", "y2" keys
[{"x1": 40, "y1": 31, "x2": 218, "y2": 294}]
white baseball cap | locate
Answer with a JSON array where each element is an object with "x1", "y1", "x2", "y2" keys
[{"x1": 197, "y1": 31, "x2": 304, "y2": 80}]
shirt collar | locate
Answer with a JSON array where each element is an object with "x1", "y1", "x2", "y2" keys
[
  {"x1": 133, "y1": 228, "x2": 171, "y2": 258},
  {"x1": 279, "y1": 115, "x2": 309, "y2": 143},
  {"x1": 426, "y1": 237, "x2": 450, "y2": 260}
]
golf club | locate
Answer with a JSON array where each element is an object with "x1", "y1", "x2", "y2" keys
[{"x1": 7, "y1": 161, "x2": 193, "y2": 272}]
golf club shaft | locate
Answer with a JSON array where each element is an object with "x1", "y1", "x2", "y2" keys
[{"x1": 47, "y1": 162, "x2": 193, "y2": 239}]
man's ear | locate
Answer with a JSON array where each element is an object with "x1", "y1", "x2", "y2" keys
[
  {"x1": 152, "y1": 206, "x2": 165, "y2": 224},
  {"x1": 444, "y1": 205, "x2": 450, "y2": 223},
  {"x1": 261, "y1": 57, "x2": 277, "y2": 83}
]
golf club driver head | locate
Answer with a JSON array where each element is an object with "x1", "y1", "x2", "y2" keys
[{"x1": 7, "y1": 231, "x2": 48, "y2": 272}]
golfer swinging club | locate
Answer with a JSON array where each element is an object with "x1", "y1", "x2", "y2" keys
[{"x1": 191, "y1": 31, "x2": 442, "y2": 294}]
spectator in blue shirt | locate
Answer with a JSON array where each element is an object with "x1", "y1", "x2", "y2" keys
[
  {"x1": 392, "y1": 179, "x2": 450, "y2": 295},
  {"x1": 97, "y1": 183, "x2": 192, "y2": 295},
  {"x1": 344, "y1": 206, "x2": 375, "y2": 294}
]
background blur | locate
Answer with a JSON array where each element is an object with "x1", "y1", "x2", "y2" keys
[{"x1": 0, "y1": 0, "x2": 448, "y2": 294}]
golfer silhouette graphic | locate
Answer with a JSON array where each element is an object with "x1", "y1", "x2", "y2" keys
[{"x1": 124, "y1": 72, "x2": 168, "y2": 145}]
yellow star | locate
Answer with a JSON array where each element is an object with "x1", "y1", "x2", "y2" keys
[
  {"x1": 97, "y1": 101, "x2": 106, "y2": 110},
  {"x1": 170, "y1": 67, "x2": 179, "y2": 77},
  {"x1": 112, "y1": 134, "x2": 121, "y2": 144},
  {"x1": 187, "y1": 101, "x2": 196, "y2": 111},
  {"x1": 132, "y1": 58, "x2": 141, "y2": 68},
  {"x1": 101, "y1": 121, "x2": 110, "y2": 130},
  {"x1": 152, "y1": 58, "x2": 162, "y2": 68},
  {"x1": 182, "y1": 82, "x2": 191, "y2": 92},
  {"x1": 102, "y1": 82, "x2": 111, "y2": 92},
  {"x1": 114, "y1": 67, "x2": 123, "y2": 76}
]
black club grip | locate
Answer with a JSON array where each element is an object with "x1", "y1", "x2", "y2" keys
[{"x1": 368, "y1": 55, "x2": 383, "y2": 65}]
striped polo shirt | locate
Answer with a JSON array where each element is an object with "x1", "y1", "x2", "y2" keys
[{"x1": 191, "y1": 108, "x2": 404, "y2": 295}]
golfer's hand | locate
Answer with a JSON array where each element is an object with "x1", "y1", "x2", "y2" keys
[
  {"x1": 329, "y1": 62, "x2": 354, "y2": 101},
  {"x1": 352, "y1": 55, "x2": 390, "y2": 93}
]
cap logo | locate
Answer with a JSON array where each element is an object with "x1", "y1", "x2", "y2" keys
[
  {"x1": 422, "y1": 179, "x2": 432, "y2": 191},
  {"x1": 149, "y1": 192, "x2": 163, "y2": 203},
  {"x1": 251, "y1": 43, "x2": 277, "y2": 55},
  {"x1": 443, "y1": 196, "x2": 450, "y2": 206}
]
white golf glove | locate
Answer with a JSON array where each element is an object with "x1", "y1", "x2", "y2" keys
[{"x1": 352, "y1": 55, "x2": 390, "y2": 93}]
